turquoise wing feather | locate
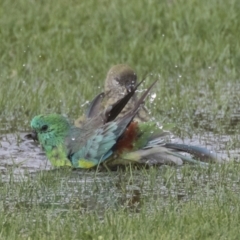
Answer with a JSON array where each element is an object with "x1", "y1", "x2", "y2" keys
[{"x1": 69, "y1": 123, "x2": 121, "y2": 168}]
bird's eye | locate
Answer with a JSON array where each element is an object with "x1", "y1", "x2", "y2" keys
[{"x1": 41, "y1": 125, "x2": 48, "y2": 131}]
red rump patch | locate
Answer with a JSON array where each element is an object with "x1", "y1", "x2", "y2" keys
[{"x1": 116, "y1": 121, "x2": 138, "y2": 154}]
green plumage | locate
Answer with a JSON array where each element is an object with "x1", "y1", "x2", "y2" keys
[
  {"x1": 29, "y1": 114, "x2": 129, "y2": 168},
  {"x1": 133, "y1": 122, "x2": 165, "y2": 150}
]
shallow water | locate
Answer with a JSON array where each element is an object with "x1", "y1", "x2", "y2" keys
[
  {"x1": 0, "y1": 132, "x2": 51, "y2": 175},
  {"x1": 0, "y1": 130, "x2": 236, "y2": 176},
  {"x1": 0, "y1": 126, "x2": 239, "y2": 212}
]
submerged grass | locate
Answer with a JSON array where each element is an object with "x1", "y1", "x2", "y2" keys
[
  {"x1": 1, "y1": 164, "x2": 240, "y2": 239},
  {"x1": 1, "y1": 0, "x2": 240, "y2": 239}
]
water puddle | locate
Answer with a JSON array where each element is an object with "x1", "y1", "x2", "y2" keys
[
  {"x1": 0, "y1": 127, "x2": 239, "y2": 212},
  {"x1": 0, "y1": 132, "x2": 51, "y2": 177}
]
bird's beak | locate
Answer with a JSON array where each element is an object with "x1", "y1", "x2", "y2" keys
[
  {"x1": 24, "y1": 131, "x2": 38, "y2": 141},
  {"x1": 126, "y1": 82, "x2": 135, "y2": 93}
]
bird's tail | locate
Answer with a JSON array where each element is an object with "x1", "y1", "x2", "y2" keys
[
  {"x1": 163, "y1": 143, "x2": 220, "y2": 163},
  {"x1": 107, "y1": 145, "x2": 212, "y2": 167}
]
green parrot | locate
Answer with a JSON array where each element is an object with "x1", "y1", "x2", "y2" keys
[
  {"x1": 26, "y1": 80, "x2": 156, "y2": 168},
  {"x1": 74, "y1": 64, "x2": 150, "y2": 127},
  {"x1": 26, "y1": 80, "x2": 218, "y2": 169}
]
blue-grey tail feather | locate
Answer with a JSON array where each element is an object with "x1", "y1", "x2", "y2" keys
[{"x1": 164, "y1": 143, "x2": 218, "y2": 162}]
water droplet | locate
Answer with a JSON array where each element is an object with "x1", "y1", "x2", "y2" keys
[
  {"x1": 56, "y1": 69, "x2": 58, "y2": 71},
  {"x1": 39, "y1": 55, "x2": 41, "y2": 58},
  {"x1": 81, "y1": 101, "x2": 89, "y2": 107},
  {"x1": 23, "y1": 64, "x2": 25, "y2": 67},
  {"x1": 150, "y1": 93, "x2": 157, "y2": 103},
  {"x1": 72, "y1": 138, "x2": 75, "y2": 141}
]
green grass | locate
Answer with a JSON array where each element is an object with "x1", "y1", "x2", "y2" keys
[
  {"x1": 1, "y1": 164, "x2": 240, "y2": 239},
  {"x1": 1, "y1": 0, "x2": 240, "y2": 134},
  {"x1": 1, "y1": 0, "x2": 240, "y2": 239}
]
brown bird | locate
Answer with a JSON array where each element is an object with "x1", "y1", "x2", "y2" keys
[{"x1": 75, "y1": 64, "x2": 150, "y2": 127}]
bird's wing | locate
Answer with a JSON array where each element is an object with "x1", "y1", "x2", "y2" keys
[
  {"x1": 70, "y1": 79, "x2": 156, "y2": 150},
  {"x1": 67, "y1": 81, "x2": 158, "y2": 168},
  {"x1": 69, "y1": 122, "x2": 119, "y2": 168},
  {"x1": 85, "y1": 92, "x2": 105, "y2": 118}
]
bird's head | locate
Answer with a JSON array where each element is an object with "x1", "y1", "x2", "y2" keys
[
  {"x1": 26, "y1": 114, "x2": 71, "y2": 151},
  {"x1": 105, "y1": 64, "x2": 137, "y2": 95}
]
